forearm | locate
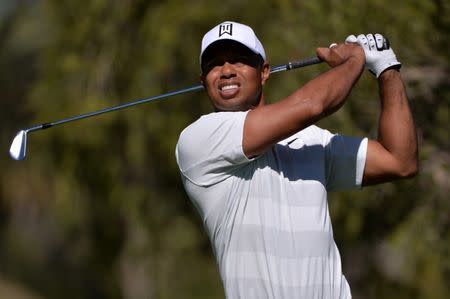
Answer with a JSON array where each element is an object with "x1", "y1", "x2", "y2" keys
[
  {"x1": 377, "y1": 69, "x2": 418, "y2": 175},
  {"x1": 291, "y1": 55, "x2": 364, "y2": 119},
  {"x1": 266, "y1": 50, "x2": 365, "y2": 137},
  {"x1": 243, "y1": 44, "x2": 364, "y2": 157}
]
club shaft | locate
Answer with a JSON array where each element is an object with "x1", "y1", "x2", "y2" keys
[
  {"x1": 39, "y1": 84, "x2": 205, "y2": 130},
  {"x1": 24, "y1": 56, "x2": 322, "y2": 132}
]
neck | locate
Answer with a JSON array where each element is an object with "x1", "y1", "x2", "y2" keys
[
  {"x1": 213, "y1": 92, "x2": 265, "y2": 112},
  {"x1": 255, "y1": 93, "x2": 265, "y2": 108}
]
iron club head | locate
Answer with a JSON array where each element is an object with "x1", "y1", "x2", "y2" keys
[{"x1": 9, "y1": 130, "x2": 28, "y2": 160}]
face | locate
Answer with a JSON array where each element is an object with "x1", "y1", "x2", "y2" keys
[{"x1": 200, "y1": 41, "x2": 270, "y2": 112}]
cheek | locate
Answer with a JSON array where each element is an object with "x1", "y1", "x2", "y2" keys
[
  {"x1": 204, "y1": 72, "x2": 218, "y2": 89},
  {"x1": 203, "y1": 75, "x2": 221, "y2": 104},
  {"x1": 244, "y1": 71, "x2": 262, "y2": 90}
]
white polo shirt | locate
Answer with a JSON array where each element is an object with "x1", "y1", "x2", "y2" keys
[{"x1": 176, "y1": 111, "x2": 367, "y2": 299}]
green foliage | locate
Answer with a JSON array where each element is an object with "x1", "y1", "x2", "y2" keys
[{"x1": 0, "y1": 0, "x2": 448, "y2": 298}]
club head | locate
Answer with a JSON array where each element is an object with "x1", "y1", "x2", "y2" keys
[{"x1": 9, "y1": 130, "x2": 27, "y2": 160}]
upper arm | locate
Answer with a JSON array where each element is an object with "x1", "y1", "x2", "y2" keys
[
  {"x1": 243, "y1": 98, "x2": 321, "y2": 158},
  {"x1": 363, "y1": 139, "x2": 417, "y2": 186},
  {"x1": 363, "y1": 70, "x2": 418, "y2": 185}
]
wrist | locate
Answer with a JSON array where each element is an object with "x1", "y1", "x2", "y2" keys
[
  {"x1": 346, "y1": 54, "x2": 365, "y2": 73},
  {"x1": 378, "y1": 67, "x2": 401, "y2": 81}
]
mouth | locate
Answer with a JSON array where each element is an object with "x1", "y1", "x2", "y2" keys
[{"x1": 218, "y1": 83, "x2": 240, "y2": 98}]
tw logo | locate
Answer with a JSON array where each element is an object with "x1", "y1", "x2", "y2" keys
[{"x1": 219, "y1": 23, "x2": 233, "y2": 37}]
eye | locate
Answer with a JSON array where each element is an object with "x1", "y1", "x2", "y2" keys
[
  {"x1": 228, "y1": 55, "x2": 251, "y2": 65},
  {"x1": 201, "y1": 54, "x2": 262, "y2": 74},
  {"x1": 232, "y1": 55, "x2": 262, "y2": 67},
  {"x1": 202, "y1": 58, "x2": 225, "y2": 74}
]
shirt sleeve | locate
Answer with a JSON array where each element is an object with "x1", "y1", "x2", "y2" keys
[
  {"x1": 323, "y1": 130, "x2": 368, "y2": 191},
  {"x1": 175, "y1": 111, "x2": 252, "y2": 187}
]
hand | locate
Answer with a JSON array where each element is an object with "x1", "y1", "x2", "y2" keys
[
  {"x1": 316, "y1": 43, "x2": 364, "y2": 68},
  {"x1": 346, "y1": 33, "x2": 401, "y2": 78}
]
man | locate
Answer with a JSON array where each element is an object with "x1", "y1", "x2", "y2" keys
[{"x1": 176, "y1": 21, "x2": 417, "y2": 298}]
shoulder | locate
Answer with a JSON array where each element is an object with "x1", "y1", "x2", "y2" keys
[
  {"x1": 176, "y1": 111, "x2": 249, "y2": 173},
  {"x1": 179, "y1": 111, "x2": 248, "y2": 141}
]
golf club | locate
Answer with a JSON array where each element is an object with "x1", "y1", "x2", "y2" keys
[{"x1": 9, "y1": 56, "x2": 322, "y2": 160}]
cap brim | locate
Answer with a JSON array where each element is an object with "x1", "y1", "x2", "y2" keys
[{"x1": 200, "y1": 39, "x2": 263, "y2": 71}]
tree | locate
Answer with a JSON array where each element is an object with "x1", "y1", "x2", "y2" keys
[{"x1": 0, "y1": 0, "x2": 448, "y2": 298}]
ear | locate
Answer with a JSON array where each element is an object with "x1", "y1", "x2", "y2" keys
[{"x1": 261, "y1": 62, "x2": 270, "y2": 85}]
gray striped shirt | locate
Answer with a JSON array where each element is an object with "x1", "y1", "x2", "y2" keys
[{"x1": 176, "y1": 111, "x2": 367, "y2": 299}]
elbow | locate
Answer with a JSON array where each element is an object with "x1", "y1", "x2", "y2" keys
[
  {"x1": 399, "y1": 167, "x2": 418, "y2": 179},
  {"x1": 406, "y1": 163, "x2": 419, "y2": 178},
  {"x1": 397, "y1": 159, "x2": 419, "y2": 179},
  {"x1": 305, "y1": 98, "x2": 338, "y2": 121},
  {"x1": 290, "y1": 96, "x2": 328, "y2": 125},
  {"x1": 392, "y1": 146, "x2": 419, "y2": 179}
]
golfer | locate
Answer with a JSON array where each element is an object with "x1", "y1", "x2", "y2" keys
[{"x1": 176, "y1": 21, "x2": 417, "y2": 299}]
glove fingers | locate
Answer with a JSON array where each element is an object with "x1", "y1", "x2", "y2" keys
[
  {"x1": 353, "y1": 32, "x2": 401, "y2": 78},
  {"x1": 380, "y1": 34, "x2": 391, "y2": 50},
  {"x1": 356, "y1": 34, "x2": 369, "y2": 50},
  {"x1": 375, "y1": 33, "x2": 385, "y2": 50},
  {"x1": 367, "y1": 34, "x2": 376, "y2": 50},
  {"x1": 375, "y1": 33, "x2": 384, "y2": 51}
]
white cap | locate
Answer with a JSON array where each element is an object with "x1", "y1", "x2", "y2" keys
[{"x1": 200, "y1": 21, "x2": 266, "y2": 64}]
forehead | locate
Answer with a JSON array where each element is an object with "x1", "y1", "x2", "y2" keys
[{"x1": 201, "y1": 40, "x2": 256, "y2": 63}]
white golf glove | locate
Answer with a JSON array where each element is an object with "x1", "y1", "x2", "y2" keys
[{"x1": 346, "y1": 33, "x2": 401, "y2": 78}]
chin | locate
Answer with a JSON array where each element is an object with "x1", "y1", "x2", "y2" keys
[{"x1": 213, "y1": 96, "x2": 261, "y2": 112}]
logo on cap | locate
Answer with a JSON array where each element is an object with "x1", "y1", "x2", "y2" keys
[{"x1": 219, "y1": 23, "x2": 232, "y2": 37}]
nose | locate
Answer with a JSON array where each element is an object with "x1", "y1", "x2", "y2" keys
[{"x1": 220, "y1": 61, "x2": 236, "y2": 79}]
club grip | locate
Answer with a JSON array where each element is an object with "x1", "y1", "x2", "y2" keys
[{"x1": 287, "y1": 56, "x2": 322, "y2": 70}]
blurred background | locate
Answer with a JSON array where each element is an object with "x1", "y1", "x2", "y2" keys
[{"x1": 0, "y1": 0, "x2": 448, "y2": 298}]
